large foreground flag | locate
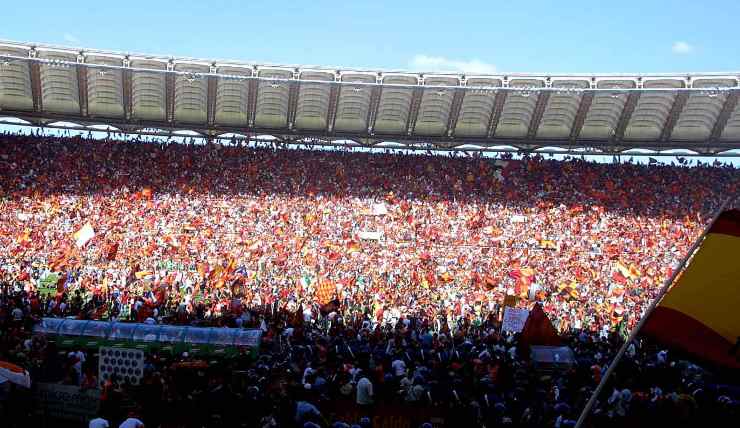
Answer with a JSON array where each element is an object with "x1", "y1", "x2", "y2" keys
[{"x1": 642, "y1": 209, "x2": 740, "y2": 369}]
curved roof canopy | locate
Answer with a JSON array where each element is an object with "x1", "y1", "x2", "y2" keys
[{"x1": 1, "y1": 41, "x2": 740, "y2": 154}]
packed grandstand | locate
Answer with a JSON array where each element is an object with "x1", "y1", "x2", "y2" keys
[{"x1": 1, "y1": 41, "x2": 740, "y2": 428}]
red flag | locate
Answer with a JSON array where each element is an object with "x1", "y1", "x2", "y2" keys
[
  {"x1": 106, "y1": 242, "x2": 119, "y2": 261},
  {"x1": 56, "y1": 275, "x2": 66, "y2": 293},
  {"x1": 519, "y1": 303, "x2": 562, "y2": 352},
  {"x1": 425, "y1": 271, "x2": 436, "y2": 288},
  {"x1": 612, "y1": 270, "x2": 627, "y2": 285}
]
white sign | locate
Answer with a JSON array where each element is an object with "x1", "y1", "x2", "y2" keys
[
  {"x1": 358, "y1": 231, "x2": 382, "y2": 240},
  {"x1": 371, "y1": 203, "x2": 388, "y2": 216},
  {"x1": 502, "y1": 307, "x2": 530, "y2": 333},
  {"x1": 34, "y1": 383, "x2": 100, "y2": 423},
  {"x1": 510, "y1": 215, "x2": 527, "y2": 223}
]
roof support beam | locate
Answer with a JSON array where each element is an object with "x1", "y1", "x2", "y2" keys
[
  {"x1": 366, "y1": 84, "x2": 382, "y2": 134},
  {"x1": 165, "y1": 62, "x2": 175, "y2": 123},
  {"x1": 445, "y1": 87, "x2": 466, "y2": 137},
  {"x1": 122, "y1": 58, "x2": 132, "y2": 120},
  {"x1": 76, "y1": 56, "x2": 88, "y2": 117},
  {"x1": 526, "y1": 92, "x2": 551, "y2": 140},
  {"x1": 486, "y1": 91, "x2": 507, "y2": 138},
  {"x1": 569, "y1": 92, "x2": 594, "y2": 142},
  {"x1": 28, "y1": 50, "x2": 42, "y2": 112},
  {"x1": 613, "y1": 92, "x2": 640, "y2": 141},
  {"x1": 286, "y1": 73, "x2": 300, "y2": 130},
  {"x1": 326, "y1": 80, "x2": 341, "y2": 133},
  {"x1": 206, "y1": 69, "x2": 218, "y2": 126},
  {"x1": 660, "y1": 92, "x2": 689, "y2": 141},
  {"x1": 405, "y1": 86, "x2": 424, "y2": 135},
  {"x1": 246, "y1": 76, "x2": 259, "y2": 128},
  {"x1": 709, "y1": 92, "x2": 739, "y2": 141}
]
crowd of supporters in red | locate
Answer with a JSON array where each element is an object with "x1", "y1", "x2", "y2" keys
[
  {"x1": 1, "y1": 133, "x2": 737, "y2": 331},
  {"x1": 1, "y1": 132, "x2": 739, "y2": 427}
]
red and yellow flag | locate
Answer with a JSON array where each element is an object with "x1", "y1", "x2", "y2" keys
[
  {"x1": 315, "y1": 280, "x2": 335, "y2": 305},
  {"x1": 642, "y1": 210, "x2": 740, "y2": 369}
]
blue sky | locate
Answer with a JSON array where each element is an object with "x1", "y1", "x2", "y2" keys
[{"x1": 1, "y1": 0, "x2": 738, "y2": 74}]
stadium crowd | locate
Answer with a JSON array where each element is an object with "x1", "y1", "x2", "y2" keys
[{"x1": 1, "y1": 132, "x2": 739, "y2": 427}]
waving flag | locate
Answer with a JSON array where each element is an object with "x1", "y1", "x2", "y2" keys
[
  {"x1": 642, "y1": 209, "x2": 740, "y2": 369},
  {"x1": 316, "y1": 280, "x2": 335, "y2": 305},
  {"x1": 518, "y1": 303, "x2": 562, "y2": 356},
  {"x1": 73, "y1": 223, "x2": 95, "y2": 248},
  {"x1": 0, "y1": 361, "x2": 31, "y2": 388}
]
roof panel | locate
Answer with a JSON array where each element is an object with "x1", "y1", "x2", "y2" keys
[
  {"x1": 129, "y1": 59, "x2": 166, "y2": 121},
  {"x1": 536, "y1": 79, "x2": 590, "y2": 139},
  {"x1": 374, "y1": 75, "x2": 417, "y2": 134},
  {"x1": 173, "y1": 63, "x2": 208, "y2": 124},
  {"x1": 214, "y1": 66, "x2": 251, "y2": 127},
  {"x1": 86, "y1": 55, "x2": 124, "y2": 118},
  {"x1": 414, "y1": 76, "x2": 458, "y2": 136},
  {"x1": 0, "y1": 46, "x2": 33, "y2": 111},
  {"x1": 720, "y1": 101, "x2": 740, "y2": 141},
  {"x1": 624, "y1": 79, "x2": 684, "y2": 141},
  {"x1": 671, "y1": 78, "x2": 737, "y2": 141},
  {"x1": 334, "y1": 73, "x2": 375, "y2": 132},
  {"x1": 294, "y1": 71, "x2": 333, "y2": 131},
  {"x1": 454, "y1": 78, "x2": 500, "y2": 137},
  {"x1": 579, "y1": 80, "x2": 635, "y2": 139},
  {"x1": 37, "y1": 50, "x2": 80, "y2": 114},
  {"x1": 254, "y1": 69, "x2": 291, "y2": 129},
  {"x1": 495, "y1": 79, "x2": 543, "y2": 138}
]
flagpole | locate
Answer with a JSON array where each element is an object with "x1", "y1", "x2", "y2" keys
[{"x1": 574, "y1": 196, "x2": 735, "y2": 428}]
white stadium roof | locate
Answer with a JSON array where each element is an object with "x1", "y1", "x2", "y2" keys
[{"x1": 1, "y1": 40, "x2": 740, "y2": 155}]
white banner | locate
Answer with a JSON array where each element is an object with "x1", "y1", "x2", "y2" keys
[
  {"x1": 502, "y1": 307, "x2": 530, "y2": 333},
  {"x1": 358, "y1": 231, "x2": 382, "y2": 240},
  {"x1": 371, "y1": 203, "x2": 388, "y2": 216},
  {"x1": 510, "y1": 215, "x2": 527, "y2": 223},
  {"x1": 34, "y1": 383, "x2": 101, "y2": 423}
]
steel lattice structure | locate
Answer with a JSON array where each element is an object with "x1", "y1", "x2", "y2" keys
[{"x1": 1, "y1": 40, "x2": 740, "y2": 155}]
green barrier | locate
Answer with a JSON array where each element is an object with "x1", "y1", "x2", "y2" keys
[{"x1": 34, "y1": 318, "x2": 261, "y2": 358}]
